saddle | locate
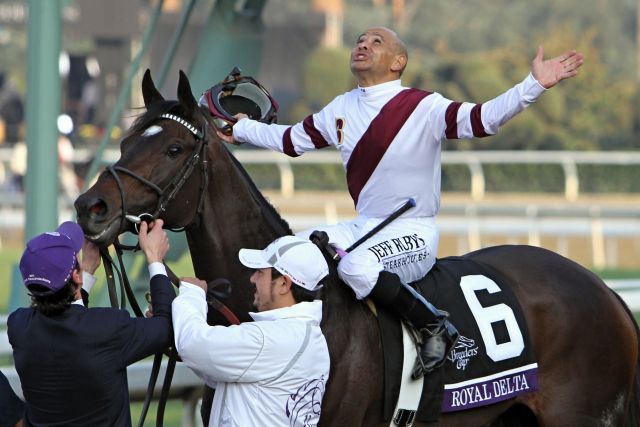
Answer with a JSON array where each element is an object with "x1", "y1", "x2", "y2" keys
[{"x1": 377, "y1": 256, "x2": 539, "y2": 422}]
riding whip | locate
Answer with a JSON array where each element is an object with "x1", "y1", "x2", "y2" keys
[
  {"x1": 345, "y1": 198, "x2": 416, "y2": 253},
  {"x1": 313, "y1": 198, "x2": 416, "y2": 262}
]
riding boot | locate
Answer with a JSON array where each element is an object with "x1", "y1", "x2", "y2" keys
[{"x1": 369, "y1": 271, "x2": 459, "y2": 379}]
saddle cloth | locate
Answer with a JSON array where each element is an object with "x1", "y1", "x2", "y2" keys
[{"x1": 379, "y1": 255, "x2": 538, "y2": 422}]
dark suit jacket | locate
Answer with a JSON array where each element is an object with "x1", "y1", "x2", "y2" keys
[
  {"x1": 7, "y1": 274, "x2": 175, "y2": 427},
  {"x1": 0, "y1": 368, "x2": 23, "y2": 427}
]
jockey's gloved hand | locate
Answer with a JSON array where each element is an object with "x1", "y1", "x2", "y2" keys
[{"x1": 310, "y1": 231, "x2": 344, "y2": 264}]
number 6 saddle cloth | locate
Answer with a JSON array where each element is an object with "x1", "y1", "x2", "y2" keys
[{"x1": 378, "y1": 256, "x2": 538, "y2": 422}]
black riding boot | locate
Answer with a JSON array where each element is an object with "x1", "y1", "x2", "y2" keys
[{"x1": 369, "y1": 271, "x2": 459, "y2": 379}]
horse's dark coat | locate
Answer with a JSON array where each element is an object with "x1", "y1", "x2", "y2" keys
[{"x1": 75, "y1": 70, "x2": 640, "y2": 427}]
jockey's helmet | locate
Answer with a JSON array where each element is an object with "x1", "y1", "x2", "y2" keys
[{"x1": 199, "y1": 67, "x2": 278, "y2": 135}]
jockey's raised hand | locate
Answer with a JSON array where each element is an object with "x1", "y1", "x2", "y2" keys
[
  {"x1": 532, "y1": 45, "x2": 584, "y2": 89},
  {"x1": 216, "y1": 113, "x2": 248, "y2": 145}
]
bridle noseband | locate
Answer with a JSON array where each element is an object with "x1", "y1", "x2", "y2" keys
[{"x1": 106, "y1": 112, "x2": 209, "y2": 235}]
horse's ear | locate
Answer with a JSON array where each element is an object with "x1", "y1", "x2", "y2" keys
[
  {"x1": 142, "y1": 69, "x2": 164, "y2": 107},
  {"x1": 177, "y1": 70, "x2": 199, "y2": 113}
]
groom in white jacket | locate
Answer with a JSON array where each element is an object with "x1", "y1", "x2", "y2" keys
[{"x1": 172, "y1": 235, "x2": 330, "y2": 427}]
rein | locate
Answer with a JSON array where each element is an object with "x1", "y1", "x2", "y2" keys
[{"x1": 98, "y1": 112, "x2": 240, "y2": 427}]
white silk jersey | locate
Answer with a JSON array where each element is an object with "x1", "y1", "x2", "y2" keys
[{"x1": 233, "y1": 73, "x2": 546, "y2": 218}]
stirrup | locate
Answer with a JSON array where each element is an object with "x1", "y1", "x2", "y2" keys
[
  {"x1": 411, "y1": 320, "x2": 459, "y2": 380},
  {"x1": 422, "y1": 310, "x2": 450, "y2": 337},
  {"x1": 411, "y1": 337, "x2": 447, "y2": 380}
]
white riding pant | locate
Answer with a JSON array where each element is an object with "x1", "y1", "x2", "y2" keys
[{"x1": 297, "y1": 215, "x2": 438, "y2": 300}]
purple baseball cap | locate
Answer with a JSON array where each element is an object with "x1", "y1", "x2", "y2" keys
[{"x1": 19, "y1": 221, "x2": 85, "y2": 294}]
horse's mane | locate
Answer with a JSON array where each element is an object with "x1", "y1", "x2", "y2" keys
[{"x1": 224, "y1": 144, "x2": 293, "y2": 237}]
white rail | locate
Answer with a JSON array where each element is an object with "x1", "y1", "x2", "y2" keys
[
  {"x1": 2, "y1": 148, "x2": 640, "y2": 201},
  {"x1": 230, "y1": 149, "x2": 640, "y2": 201},
  {"x1": 1, "y1": 148, "x2": 640, "y2": 268}
]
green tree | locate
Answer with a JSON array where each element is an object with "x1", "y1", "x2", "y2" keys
[{"x1": 287, "y1": 47, "x2": 353, "y2": 122}]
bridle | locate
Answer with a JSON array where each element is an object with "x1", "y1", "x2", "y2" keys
[
  {"x1": 107, "y1": 112, "x2": 209, "y2": 235},
  {"x1": 98, "y1": 111, "x2": 240, "y2": 427},
  {"x1": 98, "y1": 111, "x2": 212, "y2": 314}
]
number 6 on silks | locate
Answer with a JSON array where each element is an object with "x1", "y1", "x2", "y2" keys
[{"x1": 460, "y1": 275, "x2": 525, "y2": 362}]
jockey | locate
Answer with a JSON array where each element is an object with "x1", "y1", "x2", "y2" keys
[
  {"x1": 172, "y1": 236, "x2": 330, "y2": 427},
  {"x1": 212, "y1": 26, "x2": 583, "y2": 377}
]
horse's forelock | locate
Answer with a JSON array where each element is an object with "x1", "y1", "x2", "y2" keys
[
  {"x1": 127, "y1": 100, "x2": 178, "y2": 137},
  {"x1": 127, "y1": 100, "x2": 206, "y2": 139}
]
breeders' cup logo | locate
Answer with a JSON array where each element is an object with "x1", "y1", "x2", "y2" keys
[{"x1": 447, "y1": 335, "x2": 479, "y2": 370}]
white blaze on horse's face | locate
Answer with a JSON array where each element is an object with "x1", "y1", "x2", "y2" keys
[{"x1": 142, "y1": 125, "x2": 163, "y2": 137}]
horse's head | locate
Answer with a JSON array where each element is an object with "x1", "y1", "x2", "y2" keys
[{"x1": 75, "y1": 70, "x2": 213, "y2": 245}]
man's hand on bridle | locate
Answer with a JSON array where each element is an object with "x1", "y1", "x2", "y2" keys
[
  {"x1": 81, "y1": 240, "x2": 101, "y2": 274},
  {"x1": 139, "y1": 219, "x2": 170, "y2": 264}
]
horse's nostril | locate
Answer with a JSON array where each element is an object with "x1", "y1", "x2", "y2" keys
[
  {"x1": 75, "y1": 193, "x2": 112, "y2": 223},
  {"x1": 89, "y1": 199, "x2": 107, "y2": 217}
]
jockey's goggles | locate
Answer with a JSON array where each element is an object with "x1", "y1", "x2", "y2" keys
[{"x1": 198, "y1": 67, "x2": 278, "y2": 136}]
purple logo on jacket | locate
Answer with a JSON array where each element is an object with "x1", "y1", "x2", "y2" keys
[{"x1": 285, "y1": 376, "x2": 326, "y2": 426}]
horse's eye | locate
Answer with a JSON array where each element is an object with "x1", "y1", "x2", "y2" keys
[{"x1": 166, "y1": 145, "x2": 183, "y2": 158}]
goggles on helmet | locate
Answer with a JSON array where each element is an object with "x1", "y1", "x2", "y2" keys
[{"x1": 198, "y1": 67, "x2": 278, "y2": 136}]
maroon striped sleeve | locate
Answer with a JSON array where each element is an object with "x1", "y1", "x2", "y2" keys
[
  {"x1": 445, "y1": 101, "x2": 462, "y2": 139},
  {"x1": 282, "y1": 127, "x2": 299, "y2": 157},
  {"x1": 303, "y1": 115, "x2": 330, "y2": 149},
  {"x1": 346, "y1": 88, "x2": 431, "y2": 206},
  {"x1": 470, "y1": 104, "x2": 489, "y2": 138}
]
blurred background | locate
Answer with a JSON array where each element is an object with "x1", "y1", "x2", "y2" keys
[{"x1": 1, "y1": 0, "x2": 640, "y2": 424}]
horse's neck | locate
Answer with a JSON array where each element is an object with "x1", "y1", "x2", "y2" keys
[{"x1": 184, "y1": 144, "x2": 287, "y2": 314}]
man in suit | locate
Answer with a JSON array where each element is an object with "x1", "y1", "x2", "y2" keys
[
  {"x1": 8, "y1": 219, "x2": 174, "y2": 426},
  {"x1": 0, "y1": 369, "x2": 23, "y2": 427}
]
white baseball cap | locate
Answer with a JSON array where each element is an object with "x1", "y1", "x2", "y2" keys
[{"x1": 238, "y1": 235, "x2": 329, "y2": 291}]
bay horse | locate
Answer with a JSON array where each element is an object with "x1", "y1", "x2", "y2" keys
[{"x1": 75, "y1": 70, "x2": 640, "y2": 426}]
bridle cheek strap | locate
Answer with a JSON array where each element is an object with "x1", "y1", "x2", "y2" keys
[
  {"x1": 106, "y1": 165, "x2": 163, "y2": 235},
  {"x1": 154, "y1": 114, "x2": 208, "y2": 225}
]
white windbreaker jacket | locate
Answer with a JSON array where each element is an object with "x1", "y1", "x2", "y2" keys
[{"x1": 172, "y1": 282, "x2": 330, "y2": 427}]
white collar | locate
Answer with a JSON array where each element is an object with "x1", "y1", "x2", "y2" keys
[
  {"x1": 249, "y1": 300, "x2": 323, "y2": 324},
  {"x1": 357, "y1": 79, "x2": 403, "y2": 98}
]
